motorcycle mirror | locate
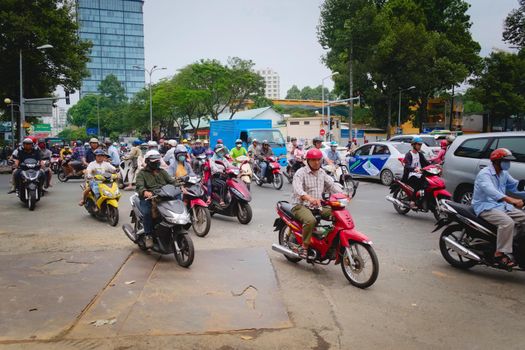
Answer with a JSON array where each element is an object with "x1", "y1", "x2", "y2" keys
[
  {"x1": 322, "y1": 193, "x2": 330, "y2": 200},
  {"x1": 519, "y1": 180, "x2": 525, "y2": 192}
]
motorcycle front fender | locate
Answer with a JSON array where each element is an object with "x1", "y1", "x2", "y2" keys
[
  {"x1": 339, "y1": 228, "x2": 373, "y2": 247},
  {"x1": 106, "y1": 199, "x2": 119, "y2": 208},
  {"x1": 27, "y1": 182, "x2": 37, "y2": 190},
  {"x1": 433, "y1": 189, "x2": 452, "y2": 199},
  {"x1": 190, "y1": 198, "x2": 207, "y2": 208}
]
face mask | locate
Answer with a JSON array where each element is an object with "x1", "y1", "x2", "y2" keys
[
  {"x1": 178, "y1": 155, "x2": 186, "y2": 162},
  {"x1": 501, "y1": 161, "x2": 511, "y2": 171},
  {"x1": 148, "y1": 161, "x2": 160, "y2": 169}
]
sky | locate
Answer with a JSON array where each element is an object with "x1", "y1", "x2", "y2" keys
[{"x1": 63, "y1": 0, "x2": 521, "y2": 107}]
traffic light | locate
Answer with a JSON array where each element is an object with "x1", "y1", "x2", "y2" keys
[{"x1": 65, "y1": 90, "x2": 70, "y2": 105}]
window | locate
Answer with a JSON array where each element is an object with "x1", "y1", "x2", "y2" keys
[
  {"x1": 354, "y1": 145, "x2": 373, "y2": 157},
  {"x1": 373, "y1": 145, "x2": 390, "y2": 155},
  {"x1": 454, "y1": 138, "x2": 490, "y2": 159},
  {"x1": 494, "y1": 137, "x2": 525, "y2": 163},
  {"x1": 303, "y1": 121, "x2": 310, "y2": 125},
  {"x1": 290, "y1": 121, "x2": 299, "y2": 125}
]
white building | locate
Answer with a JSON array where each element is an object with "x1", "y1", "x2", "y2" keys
[{"x1": 257, "y1": 68, "x2": 280, "y2": 99}]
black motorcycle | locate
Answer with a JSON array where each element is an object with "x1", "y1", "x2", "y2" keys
[
  {"x1": 57, "y1": 155, "x2": 86, "y2": 182},
  {"x1": 283, "y1": 158, "x2": 305, "y2": 183},
  {"x1": 122, "y1": 184, "x2": 195, "y2": 267},
  {"x1": 192, "y1": 153, "x2": 207, "y2": 176},
  {"x1": 434, "y1": 199, "x2": 525, "y2": 272},
  {"x1": 16, "y1": 158, "x2": 45, "y2": 210}
]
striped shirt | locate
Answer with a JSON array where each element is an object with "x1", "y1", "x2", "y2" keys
[{"x1": 292, "y1": 166, "x2": 341, "y2": 206}]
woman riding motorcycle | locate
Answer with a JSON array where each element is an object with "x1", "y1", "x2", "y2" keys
[
  {"x1": 168, "y1": 145, "x2": 195, "y2": 179},
  {"x1": 402, "y1": 137, "x2": 430, "y2": 209},
  {"x1": 210, "y1": 144, "x2": 231, "y2": 207}
]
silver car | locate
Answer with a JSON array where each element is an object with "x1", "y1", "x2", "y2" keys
[{"x1": 442, "y1": 132, "x2": 525, "y2": 204}]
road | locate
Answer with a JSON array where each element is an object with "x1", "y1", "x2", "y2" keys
[{"x1": 1, "y1": 174, "x2": 525, "y2": 350}]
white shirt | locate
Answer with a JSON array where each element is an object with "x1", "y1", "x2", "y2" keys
[
  {"x1": 409, "y1": 151, "x2": 422, "y2": 178},
  {"x1": 86, "y1": 161, "x2": 116, "y2": 178},
  {"x1": 163, "y1": 148, "x2": 176, "y2": 165}
]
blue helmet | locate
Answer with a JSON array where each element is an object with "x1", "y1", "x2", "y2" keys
[
  {"x1": 330, "y1": 141, "x2": 338, "y2": 147},
  {"x1": 412, "y1": 137, "x2": 423, "y2": 144},
  {"x1": 132, "y1": 139, "x2": 141, "y2": 146},
  {"x1": 94, "y1": 149, "x2": 108, "y2": 157}
]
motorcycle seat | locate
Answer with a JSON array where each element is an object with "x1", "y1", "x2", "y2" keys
[
  {"x1": 278, "y1": 201, "x2": 295, "y2": 218},
  {"x1": 447, "y1": 201, "x2": 497, "y2": 233}
]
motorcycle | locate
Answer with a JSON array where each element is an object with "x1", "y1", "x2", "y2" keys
[
  {"x1": 385, "y1": 164, "x2": 451, "y2": 221},
  {"x1": 193, "y1": 153, "x2": 208, "y2": 176},
  {"x1": 322, "y1": 160, "x2": 359, "y2": 198},
  {"x1": 50, "y1": 153, "x2": 61, "y2": 174},
  {"x1": 272, "y1": 192, "x2": 379, "y2": 288},
  {"x1": 16, "y1": 158, "x2": 45, "y2": 211},
  {"x1": 182, "y1": 176, "x2": 211, "y2": 237},
  {"x1": 253, "y1": 156, "x2": 284, "y2": 190},
  {"x1": 57, "y1": 155, "x2": 85, "y2": 182},
  {"x1": 232, "y1": 155, "x2": 253, "y2": 190},
  {"x1": 83, "y1": 173, "x2": 121, "y2": 226},
  {"x1": 118, "y1": 156, "x2": 137, "y2": 189},
  {"x1": 208, "y1": 161, "x2": 253, "y2": 224},
  {"x1": 433, "y1": 199, "x2": 525, "y2": 272},
  {"x1": 42, "y1": 159, "x2": 53, "y2": 189},
  {"x1": 122, "y1": 184, "x2": 195, "y2": 267},
  {"x1": 283, "y1": 157, "x2": 305, "y2": 184}
]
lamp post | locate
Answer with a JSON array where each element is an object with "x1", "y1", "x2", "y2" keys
[
  {"x1": 4, "y1": 98, "x2": 19, "y2": 148},
  {"x1": 322, "y1": 72, "x2": 339, "y2": 141},
  {"x1": 133, "y1": 65, "x2": 167, "y2": 140},
  {"x1": 397, "y1": 85, "x2": 416, "y2": 133},
  {"x1": 19, "y1": 44, "x2": 53, "y2": 142}
]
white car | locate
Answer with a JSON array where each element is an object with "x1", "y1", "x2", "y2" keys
[
  {"x1": 389, "y1": 134, "x2": 440, "y2": 159},
  {"x1": 348, "y1": 142, "x2": 415, "y2": 186}
]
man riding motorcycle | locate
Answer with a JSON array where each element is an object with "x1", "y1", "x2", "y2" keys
[
  {"x1": 190, "y1": 139, "x2": 207, "y2": 168},
  {"x1": 248, "y1": 139, "x2": 259, "y2": 158},
  {"x1": 163, "y1": 139, "x2": 178, "y2": 165},
  {"x1": 105, "y1": 138, "x2": 121, "y2": 167},
  {"x1": 83, "y1": 138, "x2": 101, "y2": 165},
  {"x1": 8, "y1": 138, "x2": 42, "y2": 194},
  {"x1": 38, "y1": 142, "x2": 53, "y2": 188},
  {"x1": 79, "y1": 149, "x2": 116, "y2": 206},
  {"x1": 230, "y1": 139, "x2": 248, "y2": 164},
  {"x1": 256, "y1": 140, "x2": 274, "y2": 180},
  {"x1": 472, "y1": 148, "x2": 525, "y2": 268},
  {"x1": 135, "y1": 150, "x2": 178, "y2": 249},
  {"x1": 291, "y1": 148, "x2": 342, "y2": 258},
  {"x1": 324, "y1": 141, "x2": 342, "y2": 165},
  {"x1": 60, "y1": 144, "x2": 73, "y2": 159},
  {"x1": 403, "y1": 137, "x2": 430, "y2": 209}
]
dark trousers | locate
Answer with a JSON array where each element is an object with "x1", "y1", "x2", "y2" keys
[
  {"x1": 407, "y1": 175, "x2": 425, "y2": 201},
  {"x1": 139, "y1": 199, "x2": 153, "y2": 235}
]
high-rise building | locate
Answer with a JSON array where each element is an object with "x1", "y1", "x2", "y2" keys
[
  {"x1": 76, "y1": 0, "x2": 145, "y2": 98},
  {"x1": 257, "y1": 68, "x2": 280, "y2": 99}
]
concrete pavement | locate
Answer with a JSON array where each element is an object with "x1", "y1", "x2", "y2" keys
[{"x1": 1, "y1": 175, "x2": 525, "y2": 349}]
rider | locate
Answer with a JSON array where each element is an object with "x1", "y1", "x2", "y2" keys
[
  {"x1": 163, "y1": 139, "x2": 178, "y2": 165},
  {"x1": 79, "y1": 149, "x2": 116, "y2": 206},
  {"x1": 402, "y1": 137, "x2": 430, "y2": 209},
  {"x1": 104, "y1": 138, "x2": 121, "y2": 167},
  {"x1": 168, "y1": 145, "x2": 195, "y2": 178},
  {"x1": 288, "y1": 137, "x2": 298, "y2": 157},
  {"x1": 60, "y1": 144, "x2": 73, "y2": 159},
  {"x1": 216, "y1": 138, "x2": 229, "y2": 154},
  {"x1": 8, "y1": 138, "x2": 42, "y2": 194},
  {"x1": 182, "y1": 139, "x2": 191, "y2": 153},
  {"x1": 256, "y1": 140, "x2": 274, "y2": 180},
  {"x1": 38, "y1": 142, "x2": 53, "y2": 188},
  {"x1": 210, "y1": 144, "x2": 231, "y2": 207},
  {"x1": 324, "y1": 141, "x2": 342, "y2": 165},
  {"x1": 291, "y1": 141, "x2": 305, "y2": 172},
  {"x1": 229, "y1": 139, "x2": 247, "y2": 164},
  {"x1": 248, "y1": 139, "x2": 259, "y2": 158},
  {"x1": 472, "y1": 148, "x2": 525, "y2": 268},
  {"x1": 84, "y1": 138, "x2": 101, "y2": 165},
  {"x1": 135, "y1": 150, "x2": 178, "y2": 249},
  {"x1": 291, "y1": 148, "x2": 342, "y2": 257},
  {"x1": 191, "y1": 139, "x2": 207, "y2": 167},
  {"x1": 431, "y1": 140, "x2": 448, "y2": 165}
]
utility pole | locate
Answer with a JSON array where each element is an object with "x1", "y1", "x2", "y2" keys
[
  {"x1": 348, "y1": 45, "x2": 354, "y2": 141},
  {"x1": 449, "y1": 85, "x2": 455, "y2": 130}
]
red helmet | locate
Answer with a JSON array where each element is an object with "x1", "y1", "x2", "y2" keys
[
  {"x1": 440, "y1": 140, "x2": 448, "y2": 149},
  {"x1": 217, "y1": 139, "x2": 223, "y2": 144},
  {"x1": 490, "y1": 148, "x2": 516, "y2": 162},
  {"x1": 306, "y1": 148, "x2": 323, "y2": 160},
  {"x1": 28, "y1": 136, "x2": 38, "y2": 144}
]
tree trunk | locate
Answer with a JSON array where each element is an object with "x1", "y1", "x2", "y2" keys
[
  {"x1": 419, "y1": 95, "x2": 429, "y2": 133},
  {"x1": 386, "y1": 95, "x2": 392, "y2": 139}
]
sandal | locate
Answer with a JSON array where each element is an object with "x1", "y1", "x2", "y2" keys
[
  {"x1": 78, "y1": 200, "x2": 85, "y2": 206},
  {"x1": 494, "y1": 253, "x2": 516, "y2": 268}
]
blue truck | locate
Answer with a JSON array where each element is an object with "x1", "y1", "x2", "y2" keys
[{"x1": 209, "y1": 119, "x2": 287, "y2": 157}]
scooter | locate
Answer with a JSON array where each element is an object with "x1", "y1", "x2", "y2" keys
[
  {"x1": 283, "y1": 157, "x2": 305, "y2": 183},
  {"x1": 193, "y1": 153, "x2": 207, "y2": 176},
  {"x1": 122, "y1": 184, "x2": 195, "y2": 267},
  {"x1": 253, "y1": 156, "x2": 283, "y2": 190},
  {"x1": 15, "y1": 158, "x2": 45, "y2": 211},
  {"x1": 182, "y1": 176, "x2": 211, "y2": 237},
  {"x1": 272, "y1": 192, "x2": 379, "y2": 289},
  {"x1": 208, "y1": 162, "x2": 253, "y2": 224},
  {"x1": 50, "y1": 153, "x2": 61, "y2": 174},
  {"x1": 57, "y1": 155, "x2": 85, "y2": 182},
  {"x1": 434, "y1": 199, "x2": 525, "y2": 272},
  {"x1": 386, "y1": 164, "x2": 451, "y2": 221},
  {"x1": 118, "y1": 157, "x2": 137, "y2": 189},
  {"x1": 232, "y1": 155, "x2": 253, "y2": 190},
  {"x1": 83, "y1": 173, "x2": 121, "y2": 226},
  {"x1": 322, "y1": 160, "x2": 359, "y2": 198}
]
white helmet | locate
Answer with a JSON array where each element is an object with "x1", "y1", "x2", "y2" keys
[
  {"x1": 168, "y1": 139, "x2": 177, "y2": 147},
  {"x1": 144, "y1": 150, "x2": 161, "y2": 160},
  {"x1": 147, "y1": 140, "x2": 158, "y2": 149}
]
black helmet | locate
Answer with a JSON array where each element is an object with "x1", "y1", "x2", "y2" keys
[{"x1": 313, "y1": 136, "x2": 323, "y2": 143}]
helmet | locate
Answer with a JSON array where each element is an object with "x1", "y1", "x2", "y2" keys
[
  {"x1": 38, "y1": 142, "x2": 46, "y2": 149},
  {"x1": 144, "y1": 150, "x2": 161, "y2": 160},
  {"x1": 195, "y1": 139, "x2": 202, "y2": 144},
  {"x1": 147, "y1": 140, "x2": 158, "y2": 148},
  {"x1": 306, "y1": 148, "x2": 323, "y2": 160},
  {"x1": 64, "y1": 144, "x2": 71, "y2": 149},
  {"x1": 291, "y1": 137, "x2": 297, "y2": 142},
  {"x1": 262, "y1": 140, "x2": 269, "y2": 145},
  {"x1": 313, "y1": 136, "x2": 323, "y2": 143},
  {"x1": 440, "y1": 140, "x2": 448, "y2": 149},
  {"x1": 490, "y1": 148, "x2": 516, "y2": 162},
  {"x1": 174, "y1": 145, "x2": 187, "y2": 157},
  {"x1": 330, "y1": 141, "x2": 338, "y2": 147},
  {"x1": 182, "y1": 139, "x2": 188, "y2": 143},
  {"x1": 215, "y1": 144, "x2": 226, "y2": 155},
  {"x1": 94, "y1": 149, "x2": 107, "y2": 156},
  {"x1": 104, "y1": 138, "x2": 112, "y2": 145},
  {"x1": 411, "y1": 137, "x2": 423, "y2": 144},
  {"x1": 22, "y1": 138, "x2": 34, "y2": 145},
  {"x1": 168, "y1": 139, "x2": 177, "y2": 147},
  {"x1": 252, "y1": 138, "x2": 258, "y2": 144},
  {"x1": 235, "y1": 139, "x2": 242, "y2": 144},
  {"x1": 217, "y1": 139, "x2": 223, "y2": 144},
  {"x1": 446, "y1": 135, "x2": 456, "y2": 143},
  {"x1": 89, "y1": 137, "x2": 99, "y2": 144},
  {"x1": 132, "y1": 140, "x2": 141, "y2": 146},
  {"x1": 28, "y1": 136, "x2": 38, "y2": 144},
  {"x1": 297, "y1": 142, "x2": 304, "y2": 149},
  {"x1": 203, "y1": 139, "x2": 209, "y2": 144}
]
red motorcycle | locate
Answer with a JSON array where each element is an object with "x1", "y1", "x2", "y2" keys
[
  {"x1": 50, "y1": 153, "x2": 61, "y2": 174},
  {"x1": 386, "y1": 164, "x2": 451, "y2": 221},
  {"x1": 253, "y1": 156, "x2": 283, "y2": 190},
  {"x1": 181, "y1": 176, "x2": 211, "y2": 237},
  {"x1": 207, "y1": 160, "x2": 253, "y2": 224},
  {"x1": 272, "y1": 193, "x2": 379, "y2": 288}
]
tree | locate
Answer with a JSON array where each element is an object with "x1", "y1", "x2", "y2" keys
[
  {"x1": 285, "y1": 85, "x2": 302, "y2": 99},
  {"x1": 98, "y1": 74, "x2": 127, "y2": 104},
  {"x1": 285, "y1": 85, "x2": 330, "y2": 100},
  {"x1": 503, "y1": 0, "x2": 525, "y2": 50},
  {"x1": 0, "y1": 0, "x2": 90, "y2": 109}
]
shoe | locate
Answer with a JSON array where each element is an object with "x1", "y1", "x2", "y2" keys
[
  {"x1": 7, "y1": 189, "x2": 16, "y2": 194},
  {"x1": 144, "y1": 235, "x2": 154, "y2": 249}
]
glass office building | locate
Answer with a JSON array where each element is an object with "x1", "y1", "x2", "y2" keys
[{"x1": 76, "y1": 0, "x2": 145, "y2": 98}]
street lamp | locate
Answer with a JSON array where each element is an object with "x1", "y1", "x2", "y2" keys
[
  {"x1": 322, "y1": 72, "x2": 339, "y2": 141},
  {"x1": 133, "y1": 65, "x2": 167, "y2": 140},
  {"x1": 397, "y1": 85, "x2": 416, "y2": 131},
  {"x1": 4, "y1": 98, "x2": 19, "y2": 148},
  {"x1": 19, "y1": 44, "x2": 54, "y2": 142}
]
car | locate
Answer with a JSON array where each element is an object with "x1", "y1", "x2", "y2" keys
[
  {"x1": 347, "y1": 141, "x2": 413, "y2": 186},
  {"x1": 442, "y1": 131, "x2": 525, "y2": 204},
  {"x1": 389, "y1": 134, "x2": 440, "y2": 158},
  {"x1": 319, "y1": 141, "x2": 349, "y2": 159}
]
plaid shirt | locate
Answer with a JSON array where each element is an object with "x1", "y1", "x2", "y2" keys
[
  {"x1": 292, "y1": 166, "x2": 341, "y2": 206},
  {"x1": 72, "y1": 146, "x2": 85, "y2": 160}
]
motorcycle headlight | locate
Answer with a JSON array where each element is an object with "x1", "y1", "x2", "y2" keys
[
  {"x1": 232, "y1": 168, "x2": 240, "y2": 175},
  {"x1": 166, "y1": 212, "x2": 191, "y2": 225},
  {"x1": 102, "y1": 189, "x2": 114, "y2": 198},
  {"x1": 230, "y1": 187, "x2": 243, "y2": 198}
]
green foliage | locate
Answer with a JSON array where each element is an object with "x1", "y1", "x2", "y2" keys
[
  {"x1": 285, "y1": 85, "x2": 302, "y2": 99},
  {"x1": 503, "y1": 0, "x2": 525, "y2": 49},
  {"x1": 58, "y1": 127, "x2": 88, "y2": 141},
  {"x1": 285, "y1": 85, "x2": 331, "y2": 100},
  {"x1": 0, "y1": 0, "x2": 90, "y2": 110},
  {"x1": 251, "y1": 96, "x2": 274, "y2": 108}
]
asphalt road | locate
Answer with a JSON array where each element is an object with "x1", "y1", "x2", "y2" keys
[{"x1": 1, "y1": 174, "x2": 525, "y2": 349}]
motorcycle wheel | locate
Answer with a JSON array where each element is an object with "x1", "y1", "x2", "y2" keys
[
  {"x1": 57, "y1": 170, "x2": 68, "y2": 182},
  {"x1": 394, "y1": 189, "x2": 410, "y2": 215},
  {"x1": 28, "y1": 189, "x2": 37, "y2": 211},
  {"x1": 192, "y1": 206, "x2": 211, "y2": 237},
  {"x1": 107, "y1": 205, "x2": 119, "y2": 226},
  {"x1": 173, "y1": 233, "x2": 194, "y2": 268},
  {"x1": 439, "y1": 224, "x2": 477, "y2": 269},
  {"x1": 286, "y1": 168, "x2": 293, "y2": 184},
  {"x1": 341, "y1": 242, "x2": 379, "y2": 289},
  {"x1": 272, "y1": 173, "x2": 283, "y2": 190},
  {"x1": 432, "y1": 195, "x2": 450, "y2": 222},
  {"x1": 236, "y1": 202, "x2": 252, "y2": 224},
  {"x1": 278, "y1": 225, "x2": 302, "y2": 263}
]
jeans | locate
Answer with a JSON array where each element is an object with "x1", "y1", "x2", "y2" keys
[
  {"x1": 259, "y1": 161, "x2": 268, "y2": 178},
  {"x1": 139, "y1": 198, "x2": 153, "y2": 235},
  {"x1": 90, "y1": 180, "x2": 100, "y2": 198}
]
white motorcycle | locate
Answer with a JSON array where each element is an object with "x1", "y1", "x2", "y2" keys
[
  {"x1": 233, "y1": 155, "x2": 253, "y2": 190},
  {"x1": 118, "y1": 156, "x2": 137, "y2": 189}
]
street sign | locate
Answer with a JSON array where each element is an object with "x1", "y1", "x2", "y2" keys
[
  {"x1": 351, "y1": 130, "x2": 365, "y2": 138},
  {"x1": 320, "y1": 129, "x2": 326, "y2": 136},
  {"x1": 25, "y1": 101, "x2": 53, "y2": 118},
  {"x1": 87, "y1": 127, "x2": 98, "y2": 135},
  {"x1": 34, "y1": 124, "x2": 52, "y2": 132}
]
